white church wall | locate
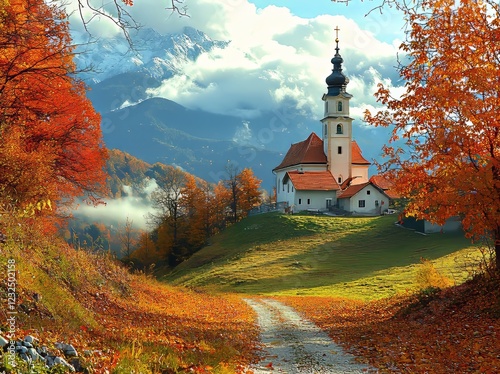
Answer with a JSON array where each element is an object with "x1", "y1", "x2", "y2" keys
[
  {"x1": 340, "y1": 186, "x2": 389, "y2": 215},
  {"x1": 351, "y1": 165, "x2": 369, "y2": 185},
  {"x1": 294, "y1": 191, "x2": 337, "y2": 212}
]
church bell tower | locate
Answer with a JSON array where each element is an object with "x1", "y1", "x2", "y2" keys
[{"x1": 321, "y1": 29, "x2": 353, "y2": 185}]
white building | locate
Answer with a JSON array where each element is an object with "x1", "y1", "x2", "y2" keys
[{"x1": 273, "y1": 35, "x2": 391, "y2": 214}]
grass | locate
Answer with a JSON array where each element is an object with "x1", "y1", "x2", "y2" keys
[
  {"x1": 0, "y1": 218, "x2": 258, "y2": 373},
  {"x1": 164, "y1": 213, "x2": 480, "y2": 300}
]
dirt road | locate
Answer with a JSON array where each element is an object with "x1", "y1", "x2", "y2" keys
[{"x1": 244, "y1": 298, "x2": 375, "y2": 373}]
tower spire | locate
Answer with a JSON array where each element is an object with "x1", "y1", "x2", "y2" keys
[{"x1": 326, "y1": 26, "x2": 349, "y2": 96}]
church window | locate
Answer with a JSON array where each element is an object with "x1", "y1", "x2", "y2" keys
[
  {"x1": 299, "y1": 198, "x2": 302, "y2": 204},
  {"x1": 359, "y1": 200, "x2": 366, "y2": 208},
  {"x1": 375, "y1": 200, "x2": 379, "y2": 207},
  {"x1": 336, "y1": 124, "x2": 343, "y2": 134},
  {"x1": 338, "y1": 176, "x2": 342, "y2": 183},
  {"x1": 338, "y1": 101, "x2": 343, "y2": 111},
  {"x1": 367, "y1": 190, "x2": 371, "y2": 195},
  {"x1": 324, "y1": 124, "x2": 328, "y2": 136},
  {"x1": 325, "y1": 101, "x2": 329, "y2": 114},
  {"x1": 287, "y1": 184, "x2": 290, "y2": 193},
  {"x1": 338, "y1": 146, "x2": 342, "y2": 154},
  {"x1": 307, "y1": 198, "x2": 311, "y2": 205},
  {"x1": 278, "y1": 178, "x2": 281, "y2": 191},
  {"x1": 283, "y1": 183, "x2": 285, "y2": 192},
  {"x1": 292, "y1": 186, "x2": 294, "y2": 192}
]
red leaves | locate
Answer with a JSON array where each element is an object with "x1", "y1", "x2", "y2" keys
[{"x1": 0, "y1": 0, "x2": 107, "y2": 224}]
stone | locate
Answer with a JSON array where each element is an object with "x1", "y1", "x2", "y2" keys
[
  {"x1": 56, "y1": 342, "x2": 78, "y2": 357},
  {"x1": 0, "y1": 336, "x2": 8, "y2": 348},
  {"x1": 69, "y1": 357, "x2": 86, "y2": 373},
  {"x1": 16, "y1": 345, "x2": 28, "y2": 354},
  {"x1": 45, "y1": 355, "x2": 56, "y2": 367},
  {"x1": 22, "y1": 341, "x2": 33, "y2": 348},
  {"x1": 24, "y1": 335, "x2": 38, "y2": 344},
  {"x1": 54, "y1": 356, "x2": 76, "y2": 372},
  {"x1": 28, "y1": 347, "x2": 44, "y2": 362}
]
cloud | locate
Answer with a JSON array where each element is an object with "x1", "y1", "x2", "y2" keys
[
  {"x1": 137, "y1": 4, "x2": 403, "y2": 124},
  {"x1": 74, "y1": 179, "x2": 158, "y2": 230},
  {"x1": 66, "y1": 0, "x2": 405, "y2": 123}
]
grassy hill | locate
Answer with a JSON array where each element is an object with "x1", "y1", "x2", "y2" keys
[
  {"x1": 164, "y1": 213, "x2": 480, "y2": 300},
  {"x1": 0, "y1": 221, "x2": 257, "y2": 373}
]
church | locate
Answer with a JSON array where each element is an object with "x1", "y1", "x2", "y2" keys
[{"x1": 273, "y1": 35, "x2": 392, "y2": 215}]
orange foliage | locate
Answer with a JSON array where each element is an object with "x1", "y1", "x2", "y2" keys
[
  {"x1": 0, "y1": 0, "x2": 107, "y2": 221},
  {"x1": 9, "y1": 232, "x2": 259, "y2": 373},
  {"x1": 237, "y1": 168, "x2": 262, "y2": 215},
  {"x1": 281, "y1": 284, "x2": 500, "y2": 373},
  {"x1": 365, "y1": 0, "x2": 500, "y2": 268}
]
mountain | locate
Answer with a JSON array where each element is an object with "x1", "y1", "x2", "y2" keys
[
  {"x1": 74, "y1": 26, "x2": 229, "y2": 84},
  {"x1": 74, "y1": 27, "x2": 380, "y2": 189}
]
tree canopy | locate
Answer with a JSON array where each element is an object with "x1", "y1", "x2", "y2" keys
[
  {"x1": 365, "y1": 0, "x2": 500, "y2": 269},
  {"x1": 0, "y1": 0, "x2": 108, "y2": 225}
]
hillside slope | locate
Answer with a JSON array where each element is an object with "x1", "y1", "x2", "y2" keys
[
  {"x1": 165, "y1": 213, "x2": 478, "y2": 299},
  {"x1": 0, "y1": 221, "x2": 258, "y2": 373}
]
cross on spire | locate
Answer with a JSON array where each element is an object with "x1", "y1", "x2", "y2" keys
[{"x1": 334, "y1": 26, "x2": 340, "y2": 42}]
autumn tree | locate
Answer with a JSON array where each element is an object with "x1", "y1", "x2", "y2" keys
[
  {"x1": 365, "y1": 0, "x2": 500, "y2": 270},
  {"x1": 238, "y1": 168, "x2": 262, "y2": 214},
  {"x1": 118, "y1": 216, "x2": 137, "y2": 259},
  {"x1": 225, "y1": 165, "x2": 262, "y2": 222},
  {"x1": 179, "y1": 175, "x2": 207, "y2": 250},
  {"x1": 212, "y1": 181, "x2": 231, "y2": 231},
  {"x1": 0, "y1": 0, "x2": 107, "y2": 223},
  {"x1": 149, "y1": 166, "x2": 186, "y2": 265}
]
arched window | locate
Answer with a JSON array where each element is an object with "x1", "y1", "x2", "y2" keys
[
  {"x1": 336, "y1": 124, "x2": 343, "y2": 134},
  {"x1": 338, "y1": 176, "x2": 342, "y2": 184},
  {"x1": 324, "y1": 124, "x2": 328, "y2": 136},
  {"x1": 325, "y1": 101, "x2": 329, "y2": 114},
  {"x1": 338, "y1": 101, "x2": 343, "y2": 111}
]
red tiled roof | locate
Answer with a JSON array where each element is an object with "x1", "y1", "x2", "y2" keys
[
  {"x1": 351, "y1": 141, "x2": 371, "y2": 165},
  {"x1": 337, "y1": 182, "x2": 371, "y2": 198},
  {"x1": 369, "y1": 175, "x2": 401, "y2": 199},
  {"x1": 285, "y1": 170, "x2": 340, "y2": 191},
  {"x1": 273, "y1": 132, "x2": 327, "y2": 171}
]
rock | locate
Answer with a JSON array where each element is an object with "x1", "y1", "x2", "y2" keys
[
  {"x1": 69, "y1": 357, "x2": 87, "y2": 373},
  {"x1": 24, "y1": 335, "x2": 38, "y2": 345},
  {"x1": 56, "y1": 342, "x2": 78, "y2": 357},
  {"x1": 54, "y1": 356, "x2": 76, "y2": 372},
  {"x1": 16, "y1": 345, "x2": 28, "y2": 354},
  {"x1": 0, "y1": 336, "x2": 8, "y2": 348},
  {"x1": 27, "y1": 347, "x2": 44, "y2": 362},
  {"x1": 45, "y1": 355, "x2": 56, "y2": 367}
]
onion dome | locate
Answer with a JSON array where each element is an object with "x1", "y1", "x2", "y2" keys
[{"x1": 325, "y1": 37, "x2": 349, "y2": 96}]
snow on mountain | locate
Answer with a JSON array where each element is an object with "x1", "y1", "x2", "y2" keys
[{"x1": 73, "y1": 26, "x2": 229, "y2": 83}]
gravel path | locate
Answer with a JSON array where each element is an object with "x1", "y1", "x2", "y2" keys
[{"x1": 244, "y1": 298, "x2": 375, "y2": 373}]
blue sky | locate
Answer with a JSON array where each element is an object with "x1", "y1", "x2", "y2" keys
[{"x1": 249, "y1": 0, "x2": 404, "y2": 43}]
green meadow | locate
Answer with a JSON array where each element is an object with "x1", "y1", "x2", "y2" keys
[{"x1": 163, "y1": 213, "x2": 482, "y2": 300}]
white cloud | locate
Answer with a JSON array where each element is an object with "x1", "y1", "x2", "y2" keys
[
  {"x1": 68, "y1": 0, "x2": 406, "y2": 160},
  {"x1": 75, "y1": 179, "x2": 158, "y2": 230},
  {"x1": 142, "y1": 10, "x2": 401, "y2": 122}
]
